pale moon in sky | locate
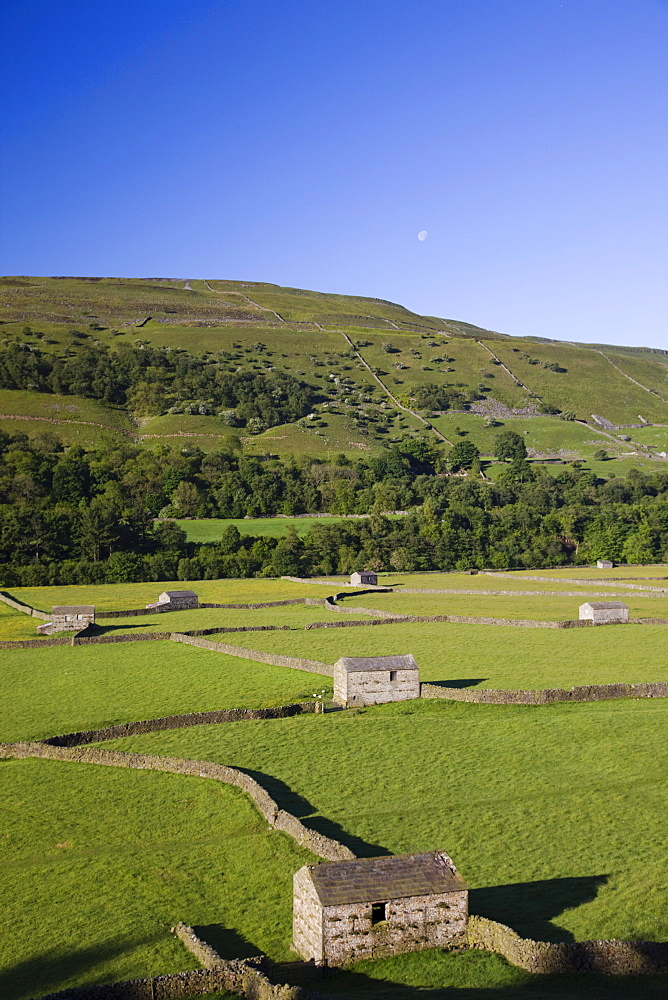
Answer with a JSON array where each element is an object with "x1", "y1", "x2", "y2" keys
[{"x1": 417, "y1": 230, "x2": 428, "y2": 241}]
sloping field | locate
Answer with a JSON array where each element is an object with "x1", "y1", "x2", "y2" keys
[
  {"x1": 110, "y1": 698, "x2": 668, "y2": 945},
  {"x1": 0, "y1": 640, "x2": 331, "y2": 743},
  {"x1": 0, "y1": 757, "x2": 315, "y2": 999}
]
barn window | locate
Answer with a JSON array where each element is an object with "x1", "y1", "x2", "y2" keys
[
  {"x1": 390, "y1": 670, "x2": 397, "y2": 682},
  {"x1": 371, "y1": 902, "x2": 386, "y2": 925}
]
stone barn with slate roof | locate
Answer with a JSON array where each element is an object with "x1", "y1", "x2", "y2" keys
[
  {"x1": 293, "y1": 851, "x2": 468, "y2": 965},
  {"x1": 36, "y1": 606, "x2": 95, "y2": 635},
  {"x1": 145, "y1": 590, "x2": 199, "y2": 611},
  {"x1": 596, "y1": 559, "x2": 614, "y2": 569},
  {"x1": 579, "y1": 601, "x2": 629, "y2": 624},
  {"x1": 333, "y1": 654, "x2": 420, "y2": 707},
  {"x1": 350, "y1": 570, "x2": 378, "y2": 586}
]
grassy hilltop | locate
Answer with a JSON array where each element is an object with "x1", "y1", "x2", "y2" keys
[{"x1": 0, "y1": 276, "x2": 666, "y2": 471}]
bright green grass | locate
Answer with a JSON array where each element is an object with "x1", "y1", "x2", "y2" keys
[
  {"x1": 0, "y1": 389, "x2": 133, "y2": 430},
  {"x1": 175, "y1": 515, "x2": 406, "y2": 542},
  {"x1": 95, "y1": 602, "x2": 365, "y2": 635},
  {"x1": 9, "y1": 577, "x2": 338, "y2": 613},
  {"x1": 342, "y1": 589, "x2": 668, "y2": 620},
  {"x1": 627, "y1": 425, "x2": 668, "y2": 449},
  {"x1": 489, "y1": 566, "x2": 667, "y2": 581},
  {"x1": 488, "y1": 340, "x2": 668, "y2": 425},
  {"x1": 209, "y1": 619, "x2": 668, "y2": 689},
  {"x1": 0, "y1": 640, "x2": 331, "y2": 742},
  {"x1": 0, "y1": 757, "x2": 315, "y2": 1000},
  {"x1": 109, "y1": 698, "x2": 668, "y2": 945},
  {"x1": 378, "y1": 568, "x2": 668, "y2": 587}
]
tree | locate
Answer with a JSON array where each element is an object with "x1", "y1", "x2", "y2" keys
[
  {"x1": 449, "y1": 441, "x2": 480, "y2": 471},
  {"x1": 494, "y1": 431, "x2": 527, "y2": 462}
]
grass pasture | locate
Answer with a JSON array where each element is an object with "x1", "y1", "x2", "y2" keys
[
  {"x1": 109, "y1": 698, "x2": 668, "y2": 945},
  {"x1": 0, "y1": 758, "x2": 315, "y2": 1000},
  {"x1": 0, "y1": 640, "x2": 331, "y2": 743},
  {"x1": 1, "y1": 568, "x2": 667, "y2": 998},
  {"x1": 174, "y1": 515, "x2": 405, "y2": 542}
]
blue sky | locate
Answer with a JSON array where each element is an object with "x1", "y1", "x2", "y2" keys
[{"x1": 1, "y1": 0, "x2": 666, "y2": 349}]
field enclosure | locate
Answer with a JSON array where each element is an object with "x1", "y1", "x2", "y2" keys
[
  {"x1": 1, "y1": 276, "x2": 666, "y2": 472},
  {"x1": 0, "y1": 566, "x2": 667, "y2": 998}
]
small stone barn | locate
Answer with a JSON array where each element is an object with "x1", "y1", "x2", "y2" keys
[
  {"x1": 350, "y1": 570, "x2": 378, "y2": 586},
  {"x1": 293, "y1": 851, "x2": 468, "y2": 966},
  {"x1": 145, "y1": 590, "x2": 198, "y2": 611},
  {"x1": 37, "y1": 606, "x2": 95, "y2": 635},
  {"x1": 333, "y1": 654, "x2": 420, "y2": 707},
  {"x1": 579, "y1": 601, "x2": 629, "y2": 624},
  {"x1": 596, "y1": 559, "x2": 614, "y2": 569}
]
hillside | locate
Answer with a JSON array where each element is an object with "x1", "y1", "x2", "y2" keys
[{"x1": 0, "y1": 276, "x2": 666, "y2": 472}]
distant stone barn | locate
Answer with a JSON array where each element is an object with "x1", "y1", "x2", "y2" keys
[
  {"x1": 350, "y1": 571, "x2": 378, "y2": 587},
  {"x1": 293, "y1": 851, "x2": 468, "y2": 965},
  {"x1": 36, "y1": 605, "x2": 95, "y2": 635},
  {"x1": 145, "y1": 590, "x2": 199, "y2": 611},
  {"x1": 596, "y1": 559, "x2": 614, "y2": 569},
  {"x1": 333, "y1": 654, "x2": 420, "y2": 707},
  {"x1": 579, "y1": 601, "x2": 629, "y2": 624}
]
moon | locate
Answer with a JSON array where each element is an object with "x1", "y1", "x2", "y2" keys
[{"x1": 417, "y1": 230, "x2": 428, "y2": 241}]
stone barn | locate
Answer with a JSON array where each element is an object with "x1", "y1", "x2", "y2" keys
[
  {"x1": 333, "y1": 654, "x2": 420, "y2": 707},
  {"x1": 293, "y1": 850, "x2": 468, "y2": 966},
  {"x1": 37, "y1": 606, "x2": 95, "y2": 635},
  {"x1": 579, "y1": 601, "x2": 629, "y2": 624},
  {"x1": 350, "y1": 570, "x2": 378, "y2": 587},
  {"x1": 596, "y1": 559, "x2": 614, "y2": 569},
  {"x1": 145, "y1": 590, "x2": 198, "y2": 611}
]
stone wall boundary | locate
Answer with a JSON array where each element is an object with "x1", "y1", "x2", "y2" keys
[
  {"x1": 41, "y1": 702, "x2": 319, "y2": 747},
  {"x1": 467, "y1": 914, "x2": 668, "y2": 975},
  {"x1": 421, "y1": 681, "x2": 668, "y2": 705},
  {"x1": 170, "y1": 633, "x2": 333, "y2": 676},
  {"x1": 0, "y1": 741, "x2": 355, "y2": 863},
  {"x1": 96, "y1": 598, "x2": 309, "y2": 618},
  {"x1": 397, "y1": 587, "x2": 660, "y2": 599},
  {"x1": 0, "y1": 590, "x2": 49, "y2": 619},
  {"x1": 483, "y1": 572, "x2": 668, "y2": 594}
]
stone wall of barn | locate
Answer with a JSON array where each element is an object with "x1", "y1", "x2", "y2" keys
[
  {"x1": 333, "y1": 666, "x2": 420, "y2": 707},
  {"x1": 320, "y1": 890, "x2": 468, "y2": 965}
]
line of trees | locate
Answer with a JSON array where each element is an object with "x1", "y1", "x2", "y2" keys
[{"x1": 0, "y1": 430, "x2": 666, "y2": 585}]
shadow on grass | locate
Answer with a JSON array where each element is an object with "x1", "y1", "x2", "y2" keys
[
  {"x1": 311, "y1": 968, "x2": 668, "y2": 999},
  {"x1": 0, "y1": 936, "x2": 148, "y2": 1000},
  {"x1": 193, "y1": 924, "x2": 261, "y2": 961},
  {"x1": 470, "y1": 875, "x2": 610, "y2": 943},
  {"x1": 83, "y1": 622, "x2": 161, "y2": 636},
  {"x1": 426, "y1": 678, "x2": 488, "y2": 689},
  {"x1": 239, "y1": 766, "x2": 391, "y2": 858}
]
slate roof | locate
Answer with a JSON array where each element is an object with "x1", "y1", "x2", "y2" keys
[
  {"x1": 335, "y1": 654, "x2": 418, "y2": 673},
  {"x1": 51, "y1": 605, "x2": 95, "y2": 615},
  {"x1": 580, "y1": 601, "x2": 628, "y2": 610},
  {"x1": 307, "y1": 852, "x2": 467, "y2": 906},
  {"x1": 160, "y1": 590, "x2": 198, "y2": 600}
]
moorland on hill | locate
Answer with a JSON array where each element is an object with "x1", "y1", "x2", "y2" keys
[{"x1": 0, "y1": 275, "x2": 666, "y2": 469}]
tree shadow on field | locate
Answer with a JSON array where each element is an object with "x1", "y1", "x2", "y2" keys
[
  {"x1": 0, "y1": 936, "x2": 151, "y2": 1000},
  {"x1": 193, "y1": 924, "x2": 261, "y2": 961},
  {"x1": 470, "y1": 875, "x2": 610, "y2": 943},
  {"x1": 239, "y1": 767, "x2": 391, "y2": 858},
  {"x1": 427, "y1": 678, "x2": 488, "y2": 689}
]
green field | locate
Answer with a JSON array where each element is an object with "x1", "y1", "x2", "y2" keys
[
  {"x1": 174, "y1": 515, "x2": 404, "y2": 542},
  {"x1": 2, "y1": 569, "x2": 668, "y2": 998},
  {"x1": 0, "y1": 640, "x2": 331, "y2": 743},
  {"x1": 108, "y1": 698, "x2": 668, "y2": 944},
  {"x1": 0, "y1": 758, "x2": 314, "y2": 999}
]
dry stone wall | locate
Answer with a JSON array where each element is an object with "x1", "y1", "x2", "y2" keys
[
  {"x1": 0, "y1": 590, "x2": 49, "y2": 618},
  {"x1": 483, "y1": 572, "x2": 668, "y2": 594},
  {"x1": 467, "y1": 915, "x2": 668, "y2": 975},
  {"x1": 421, "y1": 681, "x2": 668, "y2": 705},
  {"x1": 0, "y1": 741, "x2": 354, "y2": 862},
  {"x1": 43, "y1": 702, "x2": 317, "y2": 747},
  {"x1": 171, "y1": 632, "x2": 333, "y2": 675}
]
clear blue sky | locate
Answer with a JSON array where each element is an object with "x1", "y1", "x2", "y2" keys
[{"x1": 1, "y1": 0, "x2": 666, "y2": 349}]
